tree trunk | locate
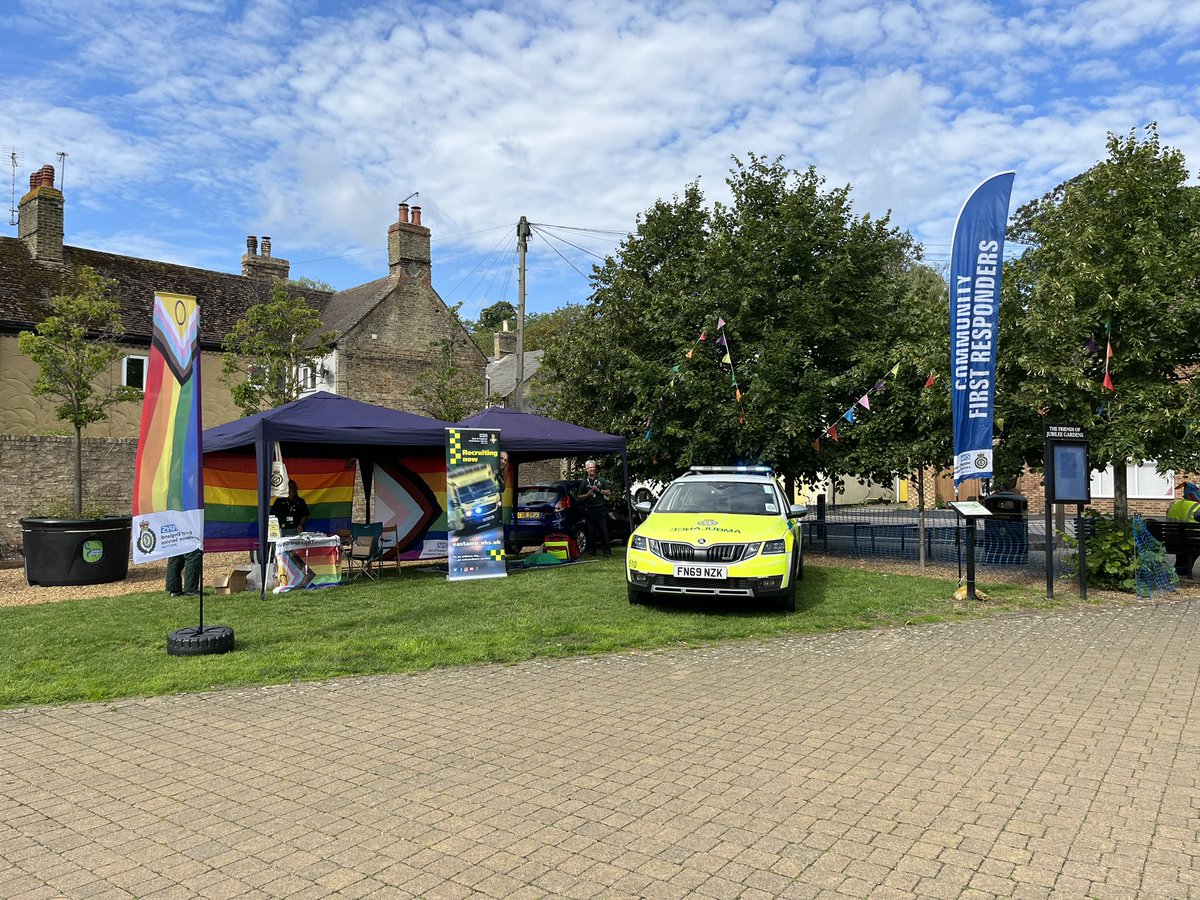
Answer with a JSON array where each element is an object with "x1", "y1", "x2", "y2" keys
[
  {"x1": 1113, "y1": 461, "x2": 1128, "y2": 523},
  {"x1": 73, "y1": 424, "x2": 83, "y2": 516}
]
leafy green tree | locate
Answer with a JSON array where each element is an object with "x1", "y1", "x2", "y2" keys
[
  {"x1": 18, "y1": 266, "x2": 142, "y2": 514},
  {"x1": 839, "y1": 264, "x2": 952, "y2": 505},
  {"x1": 543, "y1": 155, "x2": 916, "y2": 485},
  {"x1": 221, "y1": 280, "x2": 335, "y2": 416},
  {"x1": 524, "y1": 304, "x2": 587, "y2": 352},
  {"x1": 1000, "y1": 124, "x2": 1200, "y2": 520},
  {"x1": 477, "y1": 300, "x2": 517, "y2": 333},
  {"x1": 287, "y1": 275, "x2": 335, "y2": 292},
  {"x1": 411, "y1": 336, "x2": 483, "y2": 422}
]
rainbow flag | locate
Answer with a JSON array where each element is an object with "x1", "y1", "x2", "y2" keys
[
  {"x1": 275, "y1": 542, "x2": 341, "y2": 591},
  {"x1": 374, "y1": 453, "x2": 448, "y2": 559},
  {"x1": 132, "y1": 292, "x2": 204, "y2": 563},
  {"x1": 204, "y1": 453, "x2": 355, "y2": 552}
]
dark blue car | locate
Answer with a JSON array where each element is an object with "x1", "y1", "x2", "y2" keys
[{"x1": 508, "y1": 480, "x2": 629, "y2": 554}]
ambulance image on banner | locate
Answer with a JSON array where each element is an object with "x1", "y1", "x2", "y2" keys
[{"x1": 446, "y1": 463, "x2": 502, "y2": 535}]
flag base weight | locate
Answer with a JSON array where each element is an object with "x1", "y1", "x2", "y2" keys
[{"x1": 167, "y1": 625, "x2": 235, "y2": 656}]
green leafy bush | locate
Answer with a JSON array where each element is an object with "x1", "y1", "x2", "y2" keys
[{"x1": 1059, "y1": 510, "x2": 1178, "y2": 595}]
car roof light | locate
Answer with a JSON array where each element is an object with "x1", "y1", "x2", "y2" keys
[{"x1": 685, "y1": 465, "x2": 773, "y2": 475}]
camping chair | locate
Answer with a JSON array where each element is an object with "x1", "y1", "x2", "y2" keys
[
  {"x1": 374, "y1": 525, "x2": 402, "y2": 578},
  {"x1": 344, "y1": 522, "x2": 384, "y2": 581}
]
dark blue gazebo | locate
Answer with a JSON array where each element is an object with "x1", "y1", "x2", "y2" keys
[{"x1": 204, "y1": 392, "x2": 451, "y2": 589}]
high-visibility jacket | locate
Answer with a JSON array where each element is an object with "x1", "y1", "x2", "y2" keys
[{"x1": 1167, "y1": 499, "x2": 1200, "y2": 522}]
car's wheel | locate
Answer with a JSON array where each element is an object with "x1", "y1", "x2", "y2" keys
[
  {"x1": 572, "y1": 524, "x2": 588, "y2": 555},
  {"x1": 628, "y1": 583, "x2": 645, "y2": 605},
  {"x1": 782, "y1": 556, "x2": 798, "y2": 613}
]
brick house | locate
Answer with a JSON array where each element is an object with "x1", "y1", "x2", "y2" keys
[
  {"x1": 0, "y1": 166, "x2": 483, "y2": 434},
  {"x1": 0, "y1": 163, "x2": 483, "y2": 540}
]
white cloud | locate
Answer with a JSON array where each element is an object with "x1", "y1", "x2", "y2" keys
[{"x1": 3, "y1": 0, "x2": 1200, "y2": 304}]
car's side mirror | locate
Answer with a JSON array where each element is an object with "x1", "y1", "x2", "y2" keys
[
  {"x1": 789, "y1": 504, "x2": 808, "y2": 519},
  {"x1": 634, "y1": 501, "x2": 653, "y2": 514}
]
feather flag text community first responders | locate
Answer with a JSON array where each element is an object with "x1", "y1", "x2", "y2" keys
[
  {"x1": 132, "y1": 292, "x2": 204, "y2": 563},
  {"x1": 950, "y1": 171, "x2": 1015, "y2": 488}
]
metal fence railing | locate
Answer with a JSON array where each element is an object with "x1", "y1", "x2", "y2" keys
[{"x1": 802, "y1": 504, "x2": 1179, "y2": 598}]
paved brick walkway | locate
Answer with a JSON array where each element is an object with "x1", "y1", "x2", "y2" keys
[{"x1": 2, "y1": 602, "x2": 1199, "y2": 899}]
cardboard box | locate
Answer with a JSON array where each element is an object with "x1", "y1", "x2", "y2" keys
[{"x1": 213, "y1": 565, "x2": 253, "y2": 595}]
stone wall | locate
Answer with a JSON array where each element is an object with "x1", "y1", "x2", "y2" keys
[{"x1": 0, "y1": 434, "x2": 138, "y2": 555}]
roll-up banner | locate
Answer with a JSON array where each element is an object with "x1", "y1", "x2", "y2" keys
[
  {"x1": 950, "y1": 171, "x2": 1015, "y2": 487},
  {"x1": 445, "y1": 427, "x2": 507, "y2": 580}
]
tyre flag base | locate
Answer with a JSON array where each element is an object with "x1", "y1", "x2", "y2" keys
[
  {"x1": 168, "y1": 624, "x2": 235, "y2": 656},
  {"x1": 167, "y1": 562, "x2": 235, "y2": 656}
]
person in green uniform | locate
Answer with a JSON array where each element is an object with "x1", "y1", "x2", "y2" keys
[{"x1": 579, "y1": 459, "x2": 613, "y2": 557}]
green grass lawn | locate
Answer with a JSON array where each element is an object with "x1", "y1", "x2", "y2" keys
[{"x1": 0, "y1": 555, "x2": 1069, "y2": 709}]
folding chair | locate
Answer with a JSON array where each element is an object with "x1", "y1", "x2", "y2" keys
[
  {"x1": 344, "y1": 522, "x2": 384, "y2": 581},
  {"x1": 374, "y1": 525, "x2": 402, "y2": 578}
]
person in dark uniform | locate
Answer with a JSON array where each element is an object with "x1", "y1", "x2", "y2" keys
[
  {"x1": 579, "y1": 459, "x2": 613, "y2": 557},
  {"x1": 166, "y1": 547, "x2": 202, "y2": 596},
  {"x1": 270, "y1": 480, "x2": 310, "y2": 537}
]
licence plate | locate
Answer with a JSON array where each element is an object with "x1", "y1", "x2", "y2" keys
[
  {"x1": 674, "y1": 564, "x2": 727, "y2": 580},
  {"x1": 516, "y1": 511, "x2": 541, "y2": 519}
]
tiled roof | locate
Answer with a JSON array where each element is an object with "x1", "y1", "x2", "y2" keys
[
  {"x1": 0, "y1": 237, "x2": 331, "y2": 349},
  {"x1": 486, "y1": 350, "x2": 544, "y2": 399},
  {"x1": 318, "y1": 275, "x2": 396, "y2": 338}
]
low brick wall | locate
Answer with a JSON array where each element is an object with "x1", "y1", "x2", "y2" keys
[{"x1": 0, "y1": 434, "x2": 138, "y2": 556}]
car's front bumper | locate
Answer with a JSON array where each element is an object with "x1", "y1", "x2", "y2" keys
[{"x1": 625, "y1": 548, "x2": 792, "y2": 598}]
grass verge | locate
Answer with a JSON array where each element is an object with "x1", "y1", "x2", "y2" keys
[{"x1": 0, "y1": 555, "x2": 1080, "y2": 709}]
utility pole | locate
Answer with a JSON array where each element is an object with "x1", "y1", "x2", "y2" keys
[{"x1": 514, "y1": 216, "x2": 531, "y2": 411}]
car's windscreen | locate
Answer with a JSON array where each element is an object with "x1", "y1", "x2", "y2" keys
[
  {"x1": 656, "y1": 481, "x2": 781, "y2": 515},
  {"x1": 458, "y1": 480, "x2": 497, "y2": 503},
  {"x1": 518, "y1": 488, "x2": 560, "y2": 506}
]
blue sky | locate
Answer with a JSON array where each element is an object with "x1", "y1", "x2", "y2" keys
[{"x1": 2, "y1": 0, "x2": 1199, "y2": 321}]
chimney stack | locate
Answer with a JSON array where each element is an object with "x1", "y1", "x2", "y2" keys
[
  {"x1": 18, "y1": 164, "x2": 64, "y2": 265},
  {"x1": 388, "y1": 200, "x2": 431, "y2": 281},
  {"x1": 493, "y1": 320, "x2": 518, "y2": 358},
  {"x1": 241, "y1": 234, "x2": 290, "y2": 282}
]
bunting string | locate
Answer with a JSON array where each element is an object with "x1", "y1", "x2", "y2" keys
[{"x1": 810, "y1": 361, "x2": 936, "y2": 452}]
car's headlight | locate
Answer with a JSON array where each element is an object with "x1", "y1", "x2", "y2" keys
[
  {"x1": 631, "y1": 535, "x2": 648, "y2": 551},
  {"x1": 648, "y1": 538, "x2": 664, "y2": 557},
  {"x1": 741, "y1": 542, "x2": 761, "y2": 559},
  {"x1": 762, "y1": 539, "x2": 786, "y2": 555}
]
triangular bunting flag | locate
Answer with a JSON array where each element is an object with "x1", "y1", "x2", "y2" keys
[
  {"x1": 686, "y1": 348, "x2": 693, "y2": 359},
  {"x1": 811, "y1": 439, "x2": 820, "y2": 453},
  {"x1": 858, "y1": 394, "x2": 870, "y2": 410},
  {"x1": 721, "y1": 353, "x2": 731, "y2": 364},
  {"x1": 699, "y1": 331, "x2": 707, "y2": 341},
  {"x1": 843, "y1": 408, "x2": 855, "y2": 424},
  {"x1": 1103, "y1": 316, "x2": 1114, "y2": 391},
  {"x1": 644, "y1": 428, "x2": 652, "y2": 441},
  {"x1": 873, "y1": 380, "x2": 886, "y2": 392},
  {"x1": 735, "y1": 388, "x2": 742, "y2": 402},
  {"x1": 829, "y1": 424, "x2": 839, "y2": 442},
  {"x1": 888, "y1": 363, "x2": 900, "y2": 377},
  {"x1": 671, "y1": 364, "x2": 680, "y2": 372},
  {"x1": 717, "y1": 316, "x2": 726, "y2": 330},
  {"x1": 924, "y1": 374, "x2": 937, "y2": 388},
  {"x1": 716, "y1": 334, "x2": 727, "y2": 348}
]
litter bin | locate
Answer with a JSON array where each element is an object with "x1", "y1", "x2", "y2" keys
[{"x1": 980, "y1": 491, "x2": 1029, "y2": 564}]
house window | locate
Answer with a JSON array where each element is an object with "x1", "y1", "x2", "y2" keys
[
  {"x1": 122, "y1": 355, "x2": 148, "y2": 391},
  {"x1": 1089, "y1": 462, "x2": 1175, "y2": 500},
  {"x1": 297, "y1": 365, "x2": 317, "y2": 392}
]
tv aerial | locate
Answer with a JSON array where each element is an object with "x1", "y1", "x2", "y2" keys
[{"x1": 3, "y1": 146, "x2": 23, "y2": 227}]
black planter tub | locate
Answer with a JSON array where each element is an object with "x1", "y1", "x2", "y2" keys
[{"x1": 20, "y1": 516, "x2": 133, "y2": 587}]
